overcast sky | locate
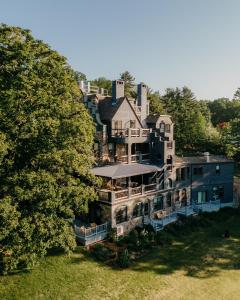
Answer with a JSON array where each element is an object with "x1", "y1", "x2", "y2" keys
[{"x1": 1, "y1": 0, "x2": 240, "y2": 100}]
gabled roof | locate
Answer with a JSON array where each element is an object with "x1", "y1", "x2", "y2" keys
[
  {"x1": 92, "y1": 163, "x2": 162, "y2": 179},
  {"x1": 98, "y1": 96, "x2": 143, "y2": 128},
  {"x1": 98, "y1": 97, "x2": 125, "y2": 120}
]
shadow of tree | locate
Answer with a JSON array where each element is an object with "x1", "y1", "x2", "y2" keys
[{"x1": 78, "y1": 211, "x2": 240, "y2": 279}]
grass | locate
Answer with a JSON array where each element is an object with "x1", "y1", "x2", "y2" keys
[{"x1": 1, "y1": 211, "x2": 240, "y2": 300}]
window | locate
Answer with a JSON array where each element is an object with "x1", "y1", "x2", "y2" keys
[
  {"x1": 216, "y1": 165, "x2": 220, "y2": 175},
  {"x1": 160, "y1": 122, "x2": 165, "y2": 133},
  {"x1": 166, "y1": 192, "x2": 172, "y2": 207},
  {"x1": 130, "y1": 120, "x2": 136, "y2": 128},
  {"x1": 181, "y1": 189, "x2": 187, "y2": 206},
  {"x1": 197, "y1": 191, "x2": 207, "y2": 204},
  {"x1": 165, "y1": 124, "x2": 171, "y2": 133},
  {"x1": 176, "y1": 168, "x2": 186, "y2": 181},
  {"x1": 133, "y1": 202, "x2": 143, "y2": 218},
  {"x1": 113, "y1": 120, "x2": 122, "y2": 129},
  {"x1": 167, "y1": 141, "x2": 173, "y2": 149},
  {"x1": 193, "y1": 167, "x2": 203, "y2": 176},
  {"x1": 212, "y1": 186, "x2": 224, "y2": 201},
  {"x1": 153, "y1": 196, "x2": 164, "y2": 211},
  {"x1": 116, "y1": 206, "x2": 127, "y2": 224},
  {"x1": 181, "y1": 168, "x2": 185, "y2": 180},
  {"x1": 176, "y1": 168, "x2": 181, "y2": 181}
]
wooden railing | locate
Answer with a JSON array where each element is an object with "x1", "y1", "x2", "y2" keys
[
  {"x1": 144, "y1": 183, "x2": 157, "y2": 193},
  {"x1": 74, "y1": 222, "x2": 109, "y2": 238},
  {"x1": 131, "y1": 186, "x2": 142, "y2": 195},
  {"x1": 98, "y1": 183, "x2": 158, "y2": 202},
  {"x1": 111, "y1": 128, "x2": 151, "y2": 138},
  {"x1": 115, "y1": 189, "x2": 128, "y2": 199},
  {"x1": 117, "y1": 153, "x2": 150, "y2": 163}
]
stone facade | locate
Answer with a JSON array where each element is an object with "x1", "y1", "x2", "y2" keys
[{"x1": 80, "y1": 79, "x2": 234, "y2": 237}]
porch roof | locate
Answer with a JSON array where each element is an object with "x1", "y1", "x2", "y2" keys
[{"x1": 92, "y1": 163, "x2": 162, "y2": 179}]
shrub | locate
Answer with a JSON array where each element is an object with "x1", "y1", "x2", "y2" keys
[
  {"x1": 128, "y1": 229, "x2": 139, "y2": 245},
  {"x1": 116, "y1": 249, "x2": 130, "y2": 268},
  {"x1": 154, "y1": 231, "x2": 173, "y2": 246},
  {"x1": 143, "y1": 224, "x2": 155, "y2": 233},
  {"x1": 91, "y1": 244, "x2": 112, "y2": 262},
  {"x1": 107, "y1": 228, "x2": 118, "y2": 242}
]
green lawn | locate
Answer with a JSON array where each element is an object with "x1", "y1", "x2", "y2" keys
[{"x1": 1, "y1": 211, "x2": 240, "y2": 300}]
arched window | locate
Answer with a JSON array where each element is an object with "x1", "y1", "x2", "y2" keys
[
  {"x1": 115, "y1": 206, "x2": 127, "y2": 224},
  {"x1": 133, "y1": 202, "x2": 143, "y2": 218},
  {"x1": 153, "y1": 196, "x2": 164, "y2": 211}
]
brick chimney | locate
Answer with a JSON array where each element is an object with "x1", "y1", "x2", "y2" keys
[{"x1": 112, "y1": 80, "x2": 124, "y2": 104}]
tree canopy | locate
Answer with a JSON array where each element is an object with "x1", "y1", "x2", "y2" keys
[{"x1": 0, "y1": 24, "x2": 99, "y2": 273}]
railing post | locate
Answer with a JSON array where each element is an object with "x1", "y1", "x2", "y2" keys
[
  {"x1": 142, "y1": 184, "x2": 145, "y2": 195},
  {"x1": 111, "y1": 191, "x2": 115, "y2": 203}
]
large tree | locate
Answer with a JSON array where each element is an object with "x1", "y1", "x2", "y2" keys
[
  {"x1": 161, "y1": 87, "x2": 213, "y2": 152},
  {"x1": 0, "y1": 24, "x2": 99, "y2": 273}
]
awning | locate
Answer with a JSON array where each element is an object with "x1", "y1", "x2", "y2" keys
[{"x1": 92, "y1": 163, "x2": 162, "y2": 179}]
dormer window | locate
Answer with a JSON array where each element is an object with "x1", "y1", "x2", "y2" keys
[{"x1": 165, "y1": 124, "x2": 171, "y2": 133}]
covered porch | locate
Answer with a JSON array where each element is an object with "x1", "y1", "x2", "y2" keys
[{"x1": 93, "y1": 163, "x2": 163, "y2": 203}]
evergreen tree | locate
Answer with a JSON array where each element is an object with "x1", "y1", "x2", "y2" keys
[
  {"x1": 120, "y1": 71, "x2": 136, "y2": 97},
  {"x1": 0, "y1": 24, "x2": 99, "y2": 273}
]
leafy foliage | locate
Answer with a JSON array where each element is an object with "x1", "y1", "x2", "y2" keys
[{"x1": 0, "y1": 24, "x2": 99, "y2": 273}]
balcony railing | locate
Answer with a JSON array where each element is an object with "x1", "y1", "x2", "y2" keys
[
  {"x1": 117, "y1": 153, "x2": 150, "y2": 163},
  {"x1": 111, "y1": 128, "x2": 151, "y2": 138},
  {"x1": 144, "y1": 183, "x2": 157, "y2": 193},
  {"x1": 98, "y1": 183, "x2": 159, "y2": 203}
]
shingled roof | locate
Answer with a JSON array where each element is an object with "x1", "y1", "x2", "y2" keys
[{"x1": 98, "y1": 97, "x2": 125, "y2": 120}]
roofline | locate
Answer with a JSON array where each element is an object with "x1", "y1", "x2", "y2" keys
[{"x1": 111, "y1": 96, "x2": 143, "y2": 128}]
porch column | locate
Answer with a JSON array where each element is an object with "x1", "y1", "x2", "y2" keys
[{"x1": 128, "y1": 142, "x2": 132, "y2": 164}]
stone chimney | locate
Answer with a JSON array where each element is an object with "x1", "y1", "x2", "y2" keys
[
  {"x1": 137, "y1": 82, "x2": 148, "y2": 122},
  {"x1": 112, "y1": 80, "x2": 124, "y2": 104}
]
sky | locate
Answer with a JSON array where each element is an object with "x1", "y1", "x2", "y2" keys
[{"x1": 1, "y1": 0, "x2": 240, "y2": 100}]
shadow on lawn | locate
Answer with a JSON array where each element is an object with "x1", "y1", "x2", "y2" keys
[{"x1": 79, "y1": 212, "x2": 240, "y2": 279}]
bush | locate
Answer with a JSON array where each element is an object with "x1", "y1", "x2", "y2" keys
[
  {"x1": 91, "y1": 244, "x2": 112, "y2": 262},
  {"x1": 128, "y1": 229, "x2": 139, "y2": 245},
  {"x1": 143, "y1": 224, "x2": 155, "y2": 233},
  {"x1": 107, "y1": 228, "x2": 118, "y2": 242},
  {"x1": 154, "y1": 231, "x2": 173, "y2": 246},
  {"x1": 116, "y1": 249, "x2": 130, "y2": 268}
]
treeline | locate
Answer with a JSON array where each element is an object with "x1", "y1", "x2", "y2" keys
[{"x1": 86, "y1": 72, "x2": 240, "y2": 160}]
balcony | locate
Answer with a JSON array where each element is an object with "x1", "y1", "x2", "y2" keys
[
  {"x1": 111, "y1": 128, "x2": 151, "y2": 142},
  {"x1": 74, "y1": 222, "x2": 109, "y2": 245},
  {"x1": 117, "y1": 153, "x2": 151, "y2": 164},
  {"x1": 98, "y1": 183, "x2": 158, "y2": 203}
]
